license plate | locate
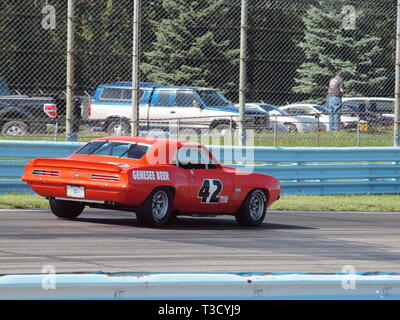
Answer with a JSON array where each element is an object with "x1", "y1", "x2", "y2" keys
[{"x1": 66, "y1": 185, "x2": 85, "y2": 198}]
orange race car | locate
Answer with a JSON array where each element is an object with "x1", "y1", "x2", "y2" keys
[{"x1": 22, "y1": 137, "x2": 280, "y2": 227}]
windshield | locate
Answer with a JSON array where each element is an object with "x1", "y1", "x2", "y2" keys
[
  {"x1": 196, "y1": 89, "x2": 232, "y2": 107},
  {"x1": 314, "y1": 105, "x2": 328, "y2": 113},
  {"x1": 75, "y1": 141, "x2": 149, "y2": 159},
  {"x1": 260, "y1": 105, "x2": 288, "y2": 115}
]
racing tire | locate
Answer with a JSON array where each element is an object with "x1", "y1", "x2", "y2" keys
[
  {"x1": 1, "y1": 121, "x2": 29, "y2": 136},
  {"x1": 49, "y1": 198, "x2": 85, "y2": 219},
  {"x1": 106, "y1": 120, "x2": 130, "y2": 136},
  {"x1": 135, "y1": 188, "x2": 174, "y2": 227},
  {"x1": 235, "y1": 189, "x2": 268, "y2": 227}
]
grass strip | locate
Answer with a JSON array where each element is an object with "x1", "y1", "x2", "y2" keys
[
  {"x1": 0, "y1": 193, "x2": 399, "y2": 212},
  {"x1": 270, "y1": 194, "x2": 400, "y2": 212},
  {"x1": 0, "y1": 193, "x2": 49, "y2": 209}
]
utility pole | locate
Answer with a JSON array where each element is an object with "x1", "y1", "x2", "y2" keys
[
  {"x1": 238, "y1": 0, "x2": 247, "y2": 146},
  {"x1": 66, "y1": 0, "x2": 75, "y2": 141},
  {"x1": 131, "y1": 0, "x2": 141, "y2": 137},
  {"x1": 394, "y1": 0, "x2": 400, "y2": 146}
]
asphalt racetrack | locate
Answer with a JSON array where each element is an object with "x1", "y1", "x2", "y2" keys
[{"x1": 0, "y1": 209, "x2": 399, "y2": 274}]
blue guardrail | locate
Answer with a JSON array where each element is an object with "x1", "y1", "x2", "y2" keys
[{"x1": 0, "y1": 140, "x2": 399, "y2": 195}]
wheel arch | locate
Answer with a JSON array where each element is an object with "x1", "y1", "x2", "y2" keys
[
  {"x1": 238, "y1": 187, "x2": 269, "y2": 211},
  {"x1": 209, "y1": 118, "x2": 237, "y2": 130}
]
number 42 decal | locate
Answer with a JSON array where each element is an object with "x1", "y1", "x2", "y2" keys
[{"x1": 198, "y1": 179, "x2": 228, "y2": 204}]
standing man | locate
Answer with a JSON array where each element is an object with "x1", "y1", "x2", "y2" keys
[{"x1": 327, "y1": 70, "x2": 345, "y2": 131}]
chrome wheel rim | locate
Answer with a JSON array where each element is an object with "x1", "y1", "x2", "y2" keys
[
  {"x1": 6, "y1": 125, "x2": 24, "y2": 136},
  {"x1": 217, "y1": 125, "x2": 230, "y2": 135},
  {"x1": 249, "y1": 191, "x2": 265, "y2": 221},
  {"x1": 111, "y1": 124, "x2": 126, "y2": 136},
  {"x1": 151, "y1": 191, "x2": 169, "y2": 220}
]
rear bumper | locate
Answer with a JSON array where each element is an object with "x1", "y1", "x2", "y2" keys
[{"x1": 23, "y1": 179, "x2": 145, "y2": 206}]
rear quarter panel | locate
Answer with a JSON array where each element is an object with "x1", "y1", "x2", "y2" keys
[{"x1": 128, "y1": 164, "x2": 188, "y2": 208}]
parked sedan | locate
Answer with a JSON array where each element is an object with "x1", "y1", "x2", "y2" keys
[
  {"x1": 341, "y1": 104, "x2": 393, "y2": 128},
  {"x1": 280, "y1": 104, "x2": 358, "y2": 131},
  {"x1": 341, "y1": 97, "x2": 394, "y2": 117},
  {"x1": 239, "y1": 103, "x2": 326, "y2": 133}
]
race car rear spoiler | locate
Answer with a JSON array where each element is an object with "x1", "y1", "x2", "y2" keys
[{"x1": 29, "y1": 158, "x2": 122, "y2": 173}]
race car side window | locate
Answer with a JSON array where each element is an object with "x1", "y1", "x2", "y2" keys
[
  {"x1": 174, "y1": 147, "x2": 217, "y2": 170},
  {"x1": 120, "y1": 144, "x2": 149, "y2": 159}
]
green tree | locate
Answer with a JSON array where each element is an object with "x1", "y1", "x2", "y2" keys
[
  {"x1": 75, "y1": 0, "x2": 135, "y2": 93},
  {"x1": 292, "y1": 1, "x2": 386, "y2": 101},
  {"x1": 0, "y1": 0, "x2": 65, "y2": 94},
  {"x1": 141, "y1": 0, "x2": 238, "y2": 93}
]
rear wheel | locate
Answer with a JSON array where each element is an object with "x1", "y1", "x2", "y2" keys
[
  {"x1": 209, "y1": 123, "x2": 236, "y2": 137},
  {"x1": 1, "y1": 121, "x2": 28, "y2": 136},
  {"x1": 235, "y1": 189, "x2": 267, "y2": 226},
  {"x1": 106, "y1": 120, "x2": 130, "y2": 136},
  {"x1": 135, "y1": 188, "x2": 173, "y2": 227},
  {"x1": 49, "y1": 198, "x2": 84, "y2": 219}
]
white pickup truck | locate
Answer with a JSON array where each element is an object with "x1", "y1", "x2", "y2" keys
[{"x1": 82, "y1": 82, "x2": 269, "y2": 135}]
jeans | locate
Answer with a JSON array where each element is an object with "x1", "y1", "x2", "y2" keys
[{"x1": 327, "y1": 96, "x2": 342, "y2": 132}]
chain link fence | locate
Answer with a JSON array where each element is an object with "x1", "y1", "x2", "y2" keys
[{"x1": 0, "y1": 0, "x2": 397, "y2": 146}]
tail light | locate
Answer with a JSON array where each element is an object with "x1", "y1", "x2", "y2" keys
[
  {"x1": 44, "y1": 104, "x2": 57, "y2": 118},
  {"x1": 32, "y1": 169, "x2": 59, "y2": 177},
  {"x1": 88, "y1": 104, "x2": 91, "y2": 116},
  {"x1": 91, "y1": 173, "x2": 119, "y2": 182}
]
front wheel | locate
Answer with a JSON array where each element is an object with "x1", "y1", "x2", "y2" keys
[
  {"x1": 135, "y1": 188, "x2": 174, "y2": 227},
  {"x1": 49, "y1": 198, "x2": 85, "y2": 219},
  {"x1": 235, "y1": 189, "x2": 268, "y2": 226}
]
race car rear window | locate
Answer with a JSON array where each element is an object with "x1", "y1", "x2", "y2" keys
[{"x1": 75, "y1": 141, "x2": 149, "y2": 159}]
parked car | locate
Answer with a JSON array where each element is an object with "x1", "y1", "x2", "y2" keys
[
  {"x1": 280, "y1": 104, "x2": 358, "y2": 131},
  {"x1": 21, "y1": 136, "x2": 281, "y2": 227},
  {"x1": 240, "y1": 103, "x2": 327, "y2": 133},
  {"x1": 340, "y1": 104, "x2": 393, "y2": 128},
  {"x1": 83, "y1": 82, "x2": 269, "y2": 135},
  {"x1": 341, "y1": 97, "x2": 394, "y2": 117},
  {"x1": 0, "y1": 77, "x2": 58, "y2": 136}
]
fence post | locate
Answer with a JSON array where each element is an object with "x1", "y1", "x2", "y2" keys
[
  {"x1": 66, "y1": 0, "x2": 76, "y2": 142},
  {"x1": 238, "y1": 0, "x2": 248, "y2": 147},
  {"x1": 394, "y1": 0, "x2": 400, "y2": 146},
  {"x1": 273, "y1": 115, "x2": 277, "y2": 147},
  {"x1": 230, "y1": 116, "x2": 233, "y2": 146},
  {"x1": 317, "y1": 115, "x2": 320, "y2": 147},
  {"x1": 131, "y1": 0, "x2": 141, "y2": 137},
  {"x1": 356, "y1": 116, "x2": 360, "y2": 147}
]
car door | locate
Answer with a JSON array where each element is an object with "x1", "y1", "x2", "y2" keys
[
  {"x1": 374, "y1": 100, "x2": 394, "y2": 117},
  {"x1": 148, "y1": 89, "x2": 175, "y2": 120},
  {"x1": 169, "y1": 90, "x2": 204, "y2": 131},
  {"x1": 121, "y1": 89, "x2": 149, "y2": 125},
  {"x1": 174, "y1": 146, "x2": 234, "y2": 213}
]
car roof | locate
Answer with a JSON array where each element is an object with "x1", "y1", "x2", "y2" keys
[
  {"x1": 342, "y1": 97, "x2": 394, "y2": 101},
  {"x1": 99, "y1": 82, "x2": 165, "y2": 89},
  {"x1": 93, "y1": 136, "x2": 203, "y2": 149},
  {"x1": 281, "y1": 104, "x2": 318, "y2": 108},
  {"x1": 98, "y1": 82, "x2": 215, "y2": 91}
]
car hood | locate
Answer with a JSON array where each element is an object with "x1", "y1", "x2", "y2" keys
[
  {"x1": 271, "y1": 115, "x2": 319, "y2": 123},
  {"x1": 214, "y1": 104, "x2": 267, "y2": 115}
]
